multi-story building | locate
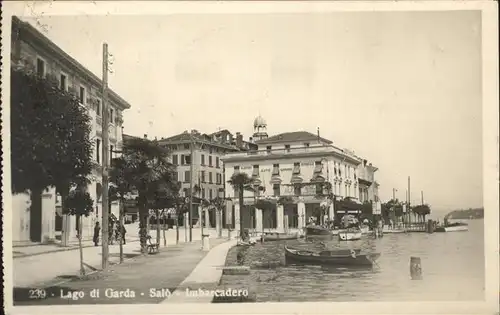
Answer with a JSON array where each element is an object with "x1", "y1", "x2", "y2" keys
[
  {"x1": 158, "y1": 129, "x2": 256, "y2": 226},
  {"x1": 222, "y1": 116, "x2": 379, "y2": 233},
  {"x1": 11, "y1": 16, "x2": 131, "y2": 244}
]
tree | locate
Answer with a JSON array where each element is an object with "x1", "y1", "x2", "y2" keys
[
  {"x1": 202, "y1": 196, "x2": 226, "y2": 238},
  {"x1": 255, "y1": 199, "x2": 276, "y2": 232},
  {"x1": 11, "y1": 64, "x2": 94, "y2": 243},
  {"x1": 413, "y1": 204, "x2": 431, "y2": 222},
  {"x1": 64, "y1": 187, "x2": 94, "y2": 275},
  {"x1": 227, "y1": 172, "x2": 255, "y2": 239},
  {"x1": 109, "y1": 137, "x2": 176, "y2": 254}
]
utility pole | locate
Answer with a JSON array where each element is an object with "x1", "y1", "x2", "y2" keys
[
  {"x1": 408, "y1": 176, "x2": 411, "y2": 227},
  {"x1": 421, "y1": 190, "x2": 424, "y2": 205},
  {"x1": 189, "y1": 133, "x2": 194, "y2": 242},
  {"x1": 392, "y1": 188, "x2": 397, "y2": 201},
  {"x1": 101, "y1": 43, "x2": 110, "y2": 270}
]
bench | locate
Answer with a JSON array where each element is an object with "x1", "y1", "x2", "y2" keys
[{"x1": 147, "y1": 235, "x2": 159, "y2": 254}]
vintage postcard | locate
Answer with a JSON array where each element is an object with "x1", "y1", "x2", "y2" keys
[{"x1": 1, "y1": 1, "x2": 498, "y2": 314}]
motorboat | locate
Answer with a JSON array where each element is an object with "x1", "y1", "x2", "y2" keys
[
  {"x1": 305, "y1": 225, "x2": 331, "y2": 236},
  {"x1": 284, "y1": 245, "x2": 380, "y2": 267},
  {"x1": 338, "y1": 228, "x2": 362, "y2": 241},
  {"x1": 435, "y1": 222, "x2": 469, "y2": 232}
]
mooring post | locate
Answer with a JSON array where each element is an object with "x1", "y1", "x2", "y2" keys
[{"x1": 410, "y1": 256, "x2": 422, "y2": 280}]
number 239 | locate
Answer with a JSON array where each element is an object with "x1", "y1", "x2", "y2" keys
[{"x1": 29, "y1": 289, "x2": 47, "y2": 299}]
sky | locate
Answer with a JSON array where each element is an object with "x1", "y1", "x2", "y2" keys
[{"x1": 22, "y1": 11, "x2": 483, "y2": 216}]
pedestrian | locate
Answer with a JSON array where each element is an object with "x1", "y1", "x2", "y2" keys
[
  {"x1": 93, "y1": 222, "x2": 100, "y2": 246},
  {"x1": 121, "y1": 223, "x2": 127, "y2": 244}
]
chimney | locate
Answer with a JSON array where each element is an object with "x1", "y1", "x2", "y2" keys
[
  {"x1": 144, "y1": 134, "x2": 148, "y2": 139},
  {"x1": 236, "y1": 132, "x2": 243, "y2": 148},
  {"x1": 317, "y1": 127, "x2": 320, "y2": 143}
]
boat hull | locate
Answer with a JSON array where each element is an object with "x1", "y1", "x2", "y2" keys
[
  {"x1": 338, "y1": 231, "x2": 362, "y2": 241},
  {"x1": 261, "y1": 232, "x2": 299, "y2": 241},
  {"x1": 306, "y1": 226, "x2": 331, "y2": 236},
  {"x1": 284, "y1": 246, "x2": 379, "y2": 267},
  {"x1": 444, "y1": 225, "x2": 469, "y2": 232},
  {"x1": 382, "y1": 228, "x2": 406, "y2": 234}
]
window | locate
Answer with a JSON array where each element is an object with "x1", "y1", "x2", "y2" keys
[
  {"x1": 209, "y1": 189, "x2": 213, "y2": 200},
  {"x1": 109, "y1": 108, "x2": 114, "y2": 123},
  {"x1": 266, "y1": 145, "x2": 272, "y2": 153},
  {"x1": 184, "y1": 144, "x2": 190, "y2": 150},
  {"x1": 201, "y1": 171, "x2": 206, "y2": 183},
  {"x1": 292, "y1": 162, "x2": 301, "y2": 175},
  {"x1": 209, "y1": 172, "x2": 213, "y2": 184},
  {"x1": 304, "y1": 143, "x2": 310, "y2": 148},
  {"x1": 209, "y1": 156, "x2": 213, "y2": 167},
  {"x1": 234, "y1": 166, "x2": 240, "y2": 172},
  {"x1": 60, "y1": 73, "x2": 67, "y2": 91},
  {"x1": 185, "y1": 155, "x2": 191, "y2": 165},
  {"x1": 216, "y1": 173, "x2": 222, "y2": 185},
  {"x1": 36, "y1": 58, "x2": 45, "y2": 77},
  {"x1": 174, "y1": 172, "x2": 178, "y2": 181},
  {"x1": 216, "y1": 157, "x2": 220, "y2": 168},
  {"x1": 294, "y1": 184, "x2": 301, "y2": 196},
  {"x1": 202, "y1": 188, "x2": 205, "y2": 199},
  {"x1": 96, "y1": 99, "x2": 101, "y2": 116},
  {"x1": 201, "y1": 154, "x2": 205, "y2": 165},
  {"x1": 273, "y1": 184, "x2": 280, "y2": 197},
  {"x1": 172, "y1": 155, "x2": 178, "y2": 165},
  {"x1": 110, "y1": 145, "x2": 114, "y2": 164},
  {"x1": 252, "y1": 165, "x2": 259, "y2": 177},
  {"x1": 79, "y1": 86, "x2": 86, "y2": 104},
  {"x1": 316, "y1": 184, "x2": 323, "y2": 195},
  {"x1": 184, "y1": 171, "x2": 191, "y2": 183},
  {"x1": 96, "y1": 139, "x2": 101, "y2": 163},
  {"x1": 181, "y1": 154, "x2": 185, "y2": 165},
  {"x1": 285, "y1": 144, "x2": 291, "y2": 152},
  {"x1": 272, "y1": 164, "x2": 279, "y2": 176},
  {"x1": 314, "y1": 161, "x2": 323, "y2": 174}
]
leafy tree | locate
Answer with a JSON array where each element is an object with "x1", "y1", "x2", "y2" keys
[
  {"x1": 413, "y1": 204, "x2": 431, "y2": 222},
  {"x1": 11, "y1": 65, "x2": 94, "y2": 243},
  {"x1": 109, "y1": 137, "x2": 176, "y2": 254},
  {"x1": 227, "y1": 172, "x2": 255, "y2": 239},
  {"x1": 64, "y1": 187, "x2": 94, "y2": 275}
]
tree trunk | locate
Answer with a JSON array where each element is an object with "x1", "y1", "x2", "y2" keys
[
  {"x1": 156, "y1": 209, "x2": 161, "y2": 248},
  {"x1": 60, "y1": 190, "x2": 69, "y2": 247},
  {"x1": 162, "y1": 210, "x2": 167, "y2": 247},
  {"x1": 176, "y1": 207, "x2": 180, "y2": 245},
  {"x1": 78, "y1": 214, "x2": 85, "y2": 276},
  {"x1": 138, "y1": 203, "x2": 148, "y2": 255},
  {"x1": 119, "y1": 197, "x2": 124, "y2": 263},
  {"x1": 239, "y1": 185, "x2": 244, "y2": 239}
]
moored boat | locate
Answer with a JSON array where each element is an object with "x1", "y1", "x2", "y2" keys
[
  {"x1": 284, "y1": 245, "x2": 380, "y2": 267},
  {"x1": 338, "y1": 228, "x2": 362, "y2": 241},
  {"x1": 436, "y1": 222, "x2": 469, "y2": 232},
  {"x1": 261, "y1": 232, "x2": 299, "y2": 241},
  {"x1": 305, "y1": 225, "x2": 331, "y2": 236},
  {"x1": 382, "y1": 226, "x2": 406, "y2": 234}
]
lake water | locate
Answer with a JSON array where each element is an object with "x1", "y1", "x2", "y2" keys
[{"x1": 221, "y1": 219, "x2": 484, "y2": 302}]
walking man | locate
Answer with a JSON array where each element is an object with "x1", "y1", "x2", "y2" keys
[
  {"x1": 121, "y1": 223, "x2": 127, "y2": 244},
  {"x1": 93, "y1": 222, "x2": 100, "y2": 246}
]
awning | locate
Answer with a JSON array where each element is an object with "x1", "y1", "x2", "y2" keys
[
  {"x1": 290, "y1": 175, "x2": 303, "y2": 184},
  {"x1": 269, "y1": 176, "x2": 282, "y2": 184},
  {"x1": 252, "y1": 178, "x2": 262, "y2": 186},
  {"x1": 310, "y1": 175, "x2": 326, "y2": 183}
]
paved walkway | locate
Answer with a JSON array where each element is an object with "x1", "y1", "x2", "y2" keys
[
  {"x1": 13, "y1": 237, "x2": 229, "y2": 305},
  {"x1": 13, "y1": 227, "x2": 228, "y2": 288}
]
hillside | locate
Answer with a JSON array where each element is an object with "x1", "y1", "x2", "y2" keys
[{"x1": 445, "y1": 208, "x2": 484, "y2": 220}]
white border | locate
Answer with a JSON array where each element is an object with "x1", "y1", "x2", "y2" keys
[{"x1": 2, "y1": 1, "x2": 498, "y2": 315}]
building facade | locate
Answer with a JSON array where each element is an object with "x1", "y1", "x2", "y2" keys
[
  {"x1": 158, "y1": 129, "x2": 256, "y2": 226},
  {"x1": 222, "y1": 118, "x2": 379, "y2": 233},
  {"x1": 11, "y1": 16, "x2": 131, "y2": 244}
]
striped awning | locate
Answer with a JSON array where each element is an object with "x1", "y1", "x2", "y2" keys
[
  {"x1": 290, "y1": 175, "x2": 303, "y2": 184},
  {"x1": 310, "y1": 175, "x2": 326, "y2": 183},
  {"x1": 270, "y1": 176, "x2": 282, "y2": 184}
]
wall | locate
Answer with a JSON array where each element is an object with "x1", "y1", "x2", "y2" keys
[{"x1": 224, "y1": 155, "x2": 359, "y2": 200}]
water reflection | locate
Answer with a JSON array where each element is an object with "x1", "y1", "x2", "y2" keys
[{"x1": 223, "y1": 220, "x2": 485, "y2": 302}]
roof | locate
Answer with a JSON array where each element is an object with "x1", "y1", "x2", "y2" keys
[
  {"x1": 255, "y1": 131, "x2": 333, "y2": 145},
  {"x1": 158, "y1": 131, "x2": 240, "y2": 151},
  {"x1": 11, "y1": 16, "x2": 132, "y2": 111}
]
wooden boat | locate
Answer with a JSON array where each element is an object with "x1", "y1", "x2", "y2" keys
[
  {"x1": 284, "y1": 245, "x2": 380, "y2": 267},
  {"x1": 435, "y1": 222, "x2": 469, "y2": 232},
  {"x1": 261, "y1": 232, "x2": 299, "y2": 241},
  {"x1": 338, "y1": 228, "x2": 362, "y2": 241},
  {"x1": 382, "y1": 226, "x2": 406, "y2": 234},
  {"x1": 305, "y1": 225, "x2": 331, "y2": 236}
]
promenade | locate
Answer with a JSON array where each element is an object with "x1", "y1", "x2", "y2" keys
[{"x1": 13, "y1": 225, "x2": 232, "y2": 301}]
